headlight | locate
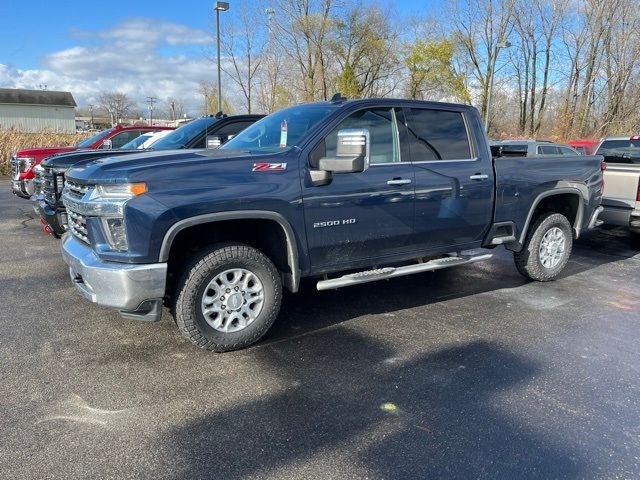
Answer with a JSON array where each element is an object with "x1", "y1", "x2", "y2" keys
[
  {"x1": 94, "y1": 183, "x2": 147, "y2": 200},
  {"x1": 78, "y1": 182, "x2": 146, "y2": 251},
  {"x1": 18, "y1": 157, "x2": 34, "y2": 173}
]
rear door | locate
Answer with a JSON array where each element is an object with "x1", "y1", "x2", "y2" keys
[
  {"x1": 301, "y1": 106, "x2": 416, "y2": 268},
  {"x1": 406, "y1": 107, "x2": 494, "y2": 250}
]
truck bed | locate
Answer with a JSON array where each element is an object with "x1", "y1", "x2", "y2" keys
[{"x1": 492, "y1": 154, "x2": 604, "y2": 240}]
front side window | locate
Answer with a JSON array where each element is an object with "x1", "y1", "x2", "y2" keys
[
  {"x1": 406, "y1": 109, "x2": 472, "y2": 161},
  {"x1": 109, "y1": 130, "x2": 142, "y2": 149},
  {"x1": 314, "y1": 108, "x2": 400, "y2": 167},
  {"x1": 75, "y1": 128, "x2": 113, "y2": 148}
]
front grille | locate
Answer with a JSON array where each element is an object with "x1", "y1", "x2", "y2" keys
[
  {"x1": 65, "y1": 179, "x2": 92, "y2": 200},
  {"x1": 10, "y1": 155, "x2": 19, "y2": 178},
  {"x1": 67, "y1": 207, "x2": 89, "y2": 244},
  {"x1": 43, "y1": 167, "x2": 65, "y2": 205}
]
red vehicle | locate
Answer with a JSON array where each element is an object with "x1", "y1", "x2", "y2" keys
[
  {"x1": 10, "y1": 125, "x2": 174, "y2": 198},
  {"x1": 568, "y1": 139, "x2": 599, "y2": 156}
]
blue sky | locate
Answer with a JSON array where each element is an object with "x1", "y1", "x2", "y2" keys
[{"x1": 0, "y1": 0, "x2": 436, "y2": 113}]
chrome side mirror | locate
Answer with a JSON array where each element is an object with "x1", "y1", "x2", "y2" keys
[
  {"x1": 101, "y1": 139, "x2": 113, "y2": 150},
  {"x1": 318, "y1": 128, "x2": 369, "y2": 173}
]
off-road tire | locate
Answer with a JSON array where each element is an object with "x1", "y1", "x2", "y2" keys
[
  {"x1": 514, "y1": 212, "x2": 573, "y2": 281},
  {"x1": 173, "y1": 243, "x2": 282, "y2": 352}
]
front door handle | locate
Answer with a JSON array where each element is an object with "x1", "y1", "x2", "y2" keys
[
  {"x1": 387, "y1": 178, "x2": 412, "y2": 185},
  {"x1": 469, "y1": 174, "x2": 489, "y2": 180}
]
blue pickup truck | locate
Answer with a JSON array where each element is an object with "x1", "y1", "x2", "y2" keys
[{"x1": 60, "y1": 97, "x2": 604, "y2": 352}]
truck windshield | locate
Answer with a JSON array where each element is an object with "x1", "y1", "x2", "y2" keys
[
  {"x1": 151, "y1": 117, "x2": 216, "y2": 150},
  {"x1": 220, "y1": 104, "x2": 339, "y2": 153},
  {"x1": 596, "y1": 139, "x2": 640, "y2": 164},
  {"x1": 75, "y1": 128, "x2": 113, "y2": 148}
]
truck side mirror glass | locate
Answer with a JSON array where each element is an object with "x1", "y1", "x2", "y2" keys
[
  {"x1": 318, "y1": 129, "x2": 369, "y2": 173},
  {"x1": 101, "y1": 139, "x2": 113, "y2": 150},
  {"x1": 206, "y1": 135, "x2": 225, "y2": 149}
]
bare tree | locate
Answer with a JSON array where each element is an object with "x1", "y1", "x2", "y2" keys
[
  {"x1": 272, "y1": 0, "x2": 335, "y2": 102},
  {"x1": 97, "y1": 92, "x2": 135, "y2": 126},
  {"x1": 451, "y1": 0, "x2": 516, "y2": 126},
  {"x1": 164, "y1": 97, "x2": 186, "y2": 122},
  {"x1": 329, "y1": 3, "x2": 402, "y2": 98}
]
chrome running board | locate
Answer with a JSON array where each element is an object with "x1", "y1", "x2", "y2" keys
[{"x1": 316, "y1": 253, "x2": 493, "y2": 291}]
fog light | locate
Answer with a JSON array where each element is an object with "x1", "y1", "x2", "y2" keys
[{"x1": 101, "y1": 217, "x2": 128, "y2": 251}]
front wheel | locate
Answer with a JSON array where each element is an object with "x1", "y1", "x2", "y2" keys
[
  {"x1": 514, "y1": 212, "x2": 573, "y2": 281},
  {"x1": 173, "y1": 244, "x2": 282, "y2": 352}
]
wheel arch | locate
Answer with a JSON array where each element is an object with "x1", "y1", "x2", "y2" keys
[
  {"x1": 160, "y1": 211, "x2": 301, "y2": 292},
  {"x1": 514, "y1": 187, "x2": 586, "y2": 250}
]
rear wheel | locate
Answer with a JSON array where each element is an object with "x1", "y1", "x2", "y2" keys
[
  {"x1": 173, "y1": 244, "x2": 282, "y2": 352},
  {"x1": 514, "y1": 212, "x2": 573, "y2": 281}
]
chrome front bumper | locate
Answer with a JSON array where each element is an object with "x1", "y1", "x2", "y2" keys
[
  {"x1": 11, "y1": 178, "x2": 33, "y2": 199},
  {"x1": 61, "y1": 234, "x2": 167, "y2": 321}
]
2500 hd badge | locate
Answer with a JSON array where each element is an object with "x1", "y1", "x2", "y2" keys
[{"x1": 313, "y1": 218, "x2": 357, "y2": 228}]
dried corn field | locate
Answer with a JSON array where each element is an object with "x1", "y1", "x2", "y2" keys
[{"x1": 0, "y1": 130, "x2": 89, "y2": 175}]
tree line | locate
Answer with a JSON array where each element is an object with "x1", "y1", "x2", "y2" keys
[
  {"x1": 214, "y1": 0, "x2": 640, "y2": 139},
  {"x1": 84, "y1": 0, "x2": 640, "y2": 140}
]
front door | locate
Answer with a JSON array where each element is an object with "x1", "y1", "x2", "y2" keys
[{"x1": 302, "y1": 107, "x2": 416, "y2": 269}]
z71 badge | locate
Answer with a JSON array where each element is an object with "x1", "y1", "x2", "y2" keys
[{"x1": 252, "y1": 163, "x2": 287, "y2": 172}]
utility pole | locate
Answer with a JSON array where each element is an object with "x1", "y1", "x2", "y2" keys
[
  {"x1": 146, "y1": 96, "x2": 158, "y2": 126},
  {"x1": 214, "y1": 2, "x2": 230, "y2": 113},
  {"x1": 88, "y1": 104, "x2": 94, "y2": 130}
]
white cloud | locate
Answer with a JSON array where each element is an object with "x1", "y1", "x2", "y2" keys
[{"x1": 0, "y1": 18, "x2": 238, "y2": 116}]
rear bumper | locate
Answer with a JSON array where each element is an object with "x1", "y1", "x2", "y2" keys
[
  {"x1": 61, "y1": 234, "x2": 167, "y2": 321},
  {"x1": 600, "y1": 205, "x2": 640, "y2": 232},
  {"x1": 11, "y1": 179, "x2": 33, "y2": 199}
]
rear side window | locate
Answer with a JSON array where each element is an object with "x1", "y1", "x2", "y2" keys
[
  {"x1": 538, "y1": 145, "x2": 560, "y2": 155},
  {"x1": 406, "y1": 109, "x2": 472, "y2": 161},
  {"x1": 498, "y1": 144, "x2": 528, "y2": 156},
  {"x1": 559, "y1": 147, "x2": 577, "y2": 156}
]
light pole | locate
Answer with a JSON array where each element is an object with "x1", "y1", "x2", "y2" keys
[
  {"x1": 214, "y1": 2, "x2": 229, "y2": 113},
  {"x1": 484, "y1": 40, "x2": 511, "y2": 134}
]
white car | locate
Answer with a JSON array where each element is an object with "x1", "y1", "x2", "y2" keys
[{"x1": 120, "y1": 130, "x2": 174, "y2": 150}]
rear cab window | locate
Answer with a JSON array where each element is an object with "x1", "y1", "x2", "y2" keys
[
  {"x1": 596, "y1": 139, "x2": 640, "y2": 164},
  {"x1": 405, "y1": 108, "x2": 472, "y2": 161}
]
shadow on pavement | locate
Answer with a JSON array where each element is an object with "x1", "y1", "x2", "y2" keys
[{"x1": 160, "y1": 332, "x2": 585, "y2": 479}]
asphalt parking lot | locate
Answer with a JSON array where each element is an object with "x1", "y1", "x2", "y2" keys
[{"x1": 1, "y1": 178, "x2": 639, "y2": 479}]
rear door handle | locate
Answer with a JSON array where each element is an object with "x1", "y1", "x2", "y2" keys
[
  {"x1": 387, "y1": 178, "x2": 412, "y2": 185},
  {"x1": 469, "y1": 174, "x2": 489, "y2": 180}
]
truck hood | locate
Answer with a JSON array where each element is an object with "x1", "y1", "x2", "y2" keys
[
  {"x1": 66, "y1": 149, "x2": 282, "y2": 184},
  {"x1": 16, "y1": 146, "x2": 78, "y2": 158},
  {"x1": 42, "y1": 149, "x2": 140, "y2": 170}
]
